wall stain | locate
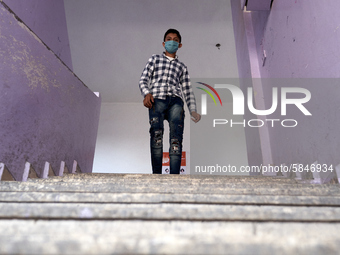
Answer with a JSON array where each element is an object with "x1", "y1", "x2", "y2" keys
[
  {"x1": 23, "y1": 58, "x2": 49, "y2": 91},
  {"x1": 4, "y1": 34, "x2": 62, "y2": 91}
]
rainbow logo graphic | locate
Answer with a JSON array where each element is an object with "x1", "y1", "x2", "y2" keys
[{"x1": 196, "y1": 82, "x2": 222, "y2": 115}]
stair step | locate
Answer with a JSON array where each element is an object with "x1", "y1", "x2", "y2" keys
[
  {"x1": 0, "y1": 220, "x2": 338, "y2": 255},
  {"x1": 1, "y1": 173, "x2": 340, "y2": 254},
  {"x1": 1, "y1": 202, "x2": 340, "y2": 222},
  {"x1": 1, "y1": 177, "x2": 339, "y2": 196},
  {"x1": 1, "y1": 192, "x2": 339, "y2": 206}
]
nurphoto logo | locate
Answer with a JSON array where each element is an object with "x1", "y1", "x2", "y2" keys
[{"x1": 196, "y1": 82, "x2": 312, "y2": 128}]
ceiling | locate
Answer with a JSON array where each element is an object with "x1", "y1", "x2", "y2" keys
[{"x1": 64, "y1": 0, "x2": 239, "y2": 103}]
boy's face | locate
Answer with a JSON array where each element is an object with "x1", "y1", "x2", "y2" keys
[{"x1": 162, "y1": 33, "x2": 182, "y2": 52}]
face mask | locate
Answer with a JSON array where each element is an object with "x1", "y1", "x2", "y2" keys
[{"x1": 164, "y1": 40, "x2": 179, "y2": 54}]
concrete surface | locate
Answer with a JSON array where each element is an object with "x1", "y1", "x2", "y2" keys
[{"x1": 0, "y1": 173, "x2": 340, "y2": 254}]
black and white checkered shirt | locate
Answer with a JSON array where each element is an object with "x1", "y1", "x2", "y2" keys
[{"x1": 139, "y1": 53, "x2": 197, "y2": 112}]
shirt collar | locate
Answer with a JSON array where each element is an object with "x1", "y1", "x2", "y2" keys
[{"x1": 162, "y1": 52, "x2": 178, "y2": 60}]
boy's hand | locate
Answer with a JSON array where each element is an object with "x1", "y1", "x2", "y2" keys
[
  {"x1": 191, "y1": 112, "x2": 201, "y2": 123},
  {"x1": 143, "y1": 93, "x2": 154, "y2": 109}
]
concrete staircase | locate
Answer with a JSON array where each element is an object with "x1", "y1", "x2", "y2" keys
[{"x1": 1, "y1": 173, "x2": 340, "y2": 254}]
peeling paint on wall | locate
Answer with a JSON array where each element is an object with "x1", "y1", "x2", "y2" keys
[
  {"x1": 24, "y1": 58, "x2": 50, "y2": 91},
  {"x1": 0, "y1": 2, "x2": 84, "y2": 89},
  {"x1": 1, "y1": 33, "x2": 62, "y2": 92},
  {"x1": 3, "y1": 0, "x2": 73, "y2": 70}
]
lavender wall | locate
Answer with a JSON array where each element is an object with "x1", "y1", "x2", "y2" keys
[
  {"x1": 235, "y1": 0, "x2": 340, "y2": 168},
  {"x1": 246, "y1": 0, "x2": 271, "y2": 11},
  {"x1": 257, "y1": 0, "x2": 340, "y2": 167},
  {"x1": 0, "y1": 1, "x2": 101, "y2": 181},
  {"x1": 259, "y1": 0, "x2": 340, "y2": 78},
  {"x1": 3, "y1": 0, "x2": 73, "y2": 70},
  {"x1": 230, "y1": 0, "x2": 263, "y2": 168}
]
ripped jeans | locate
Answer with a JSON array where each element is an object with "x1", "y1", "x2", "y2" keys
[{"x1": 149, "y1": 96, "x2": 184, "y2": 174}]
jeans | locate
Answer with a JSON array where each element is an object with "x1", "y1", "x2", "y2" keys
[{"x1": 149, "y1": 96, "x2": 185, "y2": 174}]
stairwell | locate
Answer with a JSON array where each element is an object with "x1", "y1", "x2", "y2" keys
[{"x1": 1, "y1": 1, "x2": 340, "y2": 253}]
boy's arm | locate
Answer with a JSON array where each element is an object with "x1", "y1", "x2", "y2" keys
[
  {"x1": 139, "y1": 56, "x2": 155, "y2": 97},
  {"x1": 181, "y1": 67, "x2": 201, "y2": 123}
]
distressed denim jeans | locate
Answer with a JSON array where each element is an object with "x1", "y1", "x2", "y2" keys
[{"x1": 149, "y1": 96, "x2": 185, "y2": 174}]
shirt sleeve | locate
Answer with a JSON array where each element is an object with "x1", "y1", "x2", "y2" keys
[
  {"x1": 139, "y1": 55, "x2": 155, "y2": 97},
  {"x1": 181, "y1": 66, "x2": 197, "y2": 113}
]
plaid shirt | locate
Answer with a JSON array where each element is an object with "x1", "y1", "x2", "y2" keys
[{"x1": 139, "y1": 53, "x2": 197, "y2": 112}]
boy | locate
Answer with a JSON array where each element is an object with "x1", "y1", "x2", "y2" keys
[{"x1": 139, "y1": 28, "x2": 200, "y2": 174}]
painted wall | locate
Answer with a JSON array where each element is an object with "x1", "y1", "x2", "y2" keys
[
  {"x1": 258, "y1": 0, "x2": 340, "y2": 78},
  {"x1": 191, "y1": 77, "x2": 249, "y2": 175},
  {"x1": 244, "y1": 0, "x2": 340, "y2": 168},
  {"x1": 0, "y1": 1, "x2": 101, "y2": 180},
  {"x1": 230, "y1": 0, "x2": 263, "y2": 168},
  {"x1": 3, "y1": 0, "x2": 73, "y2": 70}
]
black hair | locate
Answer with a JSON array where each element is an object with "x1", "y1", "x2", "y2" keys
[{"x1": 164, "y1": 29, "x2": 181, "y2": 43}]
